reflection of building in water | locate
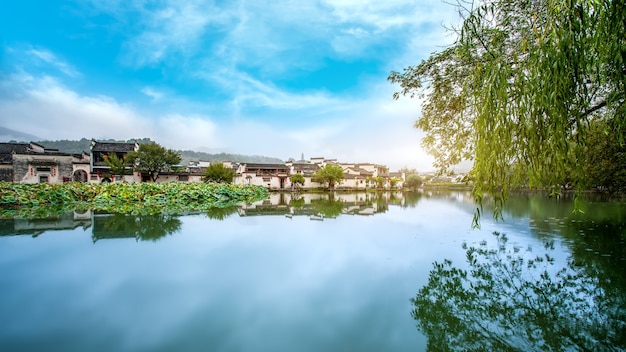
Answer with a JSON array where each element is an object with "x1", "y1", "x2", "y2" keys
[
  {"x1": 237, "y1": 192, "x2": 387, "y2": 219},
  {"x1": 0, "y1": 210, "x2": 93, "y2": 237},
  {"x1": 0, "y1": 191, "x2": 419, "y2": 236}
]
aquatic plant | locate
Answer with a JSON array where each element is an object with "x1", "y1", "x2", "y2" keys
[{"x1": 0, "y1": 182, "x2": 268, "y2": 218}]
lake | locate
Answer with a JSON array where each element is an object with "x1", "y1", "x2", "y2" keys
[{"x1": 1, "y1": 191, "x2": 624, "y2": 351}]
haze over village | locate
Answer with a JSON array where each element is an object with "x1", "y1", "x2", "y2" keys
[{"x1": 1, "y1": 132, "x2": 464, "y2": 189}]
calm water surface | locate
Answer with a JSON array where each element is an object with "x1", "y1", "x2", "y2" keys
[{"x1": 0, "y1": 191, "x2": 624, "y2": 351}]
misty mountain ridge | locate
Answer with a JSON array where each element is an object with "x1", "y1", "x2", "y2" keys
[
  {"x1": 0, "y1": 130, "x2": 283, "y2": 164},
  {"x1": 0, "y1": 126, "x2": 43, "y2": 142}
]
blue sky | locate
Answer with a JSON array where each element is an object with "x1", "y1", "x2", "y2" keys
[{"x1": 0, "y1": 0, "x2": 458, "y2": 171}]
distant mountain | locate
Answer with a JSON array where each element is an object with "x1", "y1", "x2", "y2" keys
[
  {"x1": 0, "y1": 127, "x2": 43, "y2": 143},
  {"x1": 177, "y1": 150, "x2": 284, "y2": 164},
  {"x1": 34, "y1": 138, "x2": 284, "y2": 164}
]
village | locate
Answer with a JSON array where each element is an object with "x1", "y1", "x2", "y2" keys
[{"x1": 0, "y1": 139, "x2": 429, "y2": 191}]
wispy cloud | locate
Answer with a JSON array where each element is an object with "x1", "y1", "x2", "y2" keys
[
  {"x1": 27, "y1": 48, "x2": 82, "y2": 78},
  {"x1": 0, "y1": 72, "x2": 434, "y2": 170},
  {"x1": 88, "y1": 0, "x2": 453, "y2": 72},
  {"x1": 141, "y1": 87, "x2": 164, "y2": 101},
  {"x1": 3, "y1": 46, "x2": 83, "y2": 78}
]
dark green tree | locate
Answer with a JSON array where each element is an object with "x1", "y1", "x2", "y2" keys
[
  {"x1": 389, "y1": 0, "x2": 626, "y2": 220},
  {"x1": 583, "y1": 120, "x2": 626, "y2": 193},
  {"x1": 312, "y1": 164, "x2": 344, "y2": 190},
  {"x1": 202, "y1": 163, "x2": 236, "y2": 183},
  {"x1": 125, "y1": 142, "x2": 182, "y2": 182}
]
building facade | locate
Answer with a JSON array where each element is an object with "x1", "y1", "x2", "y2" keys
[{"x1": 0, "y1": 142, "x2": 90, "y2": 184}]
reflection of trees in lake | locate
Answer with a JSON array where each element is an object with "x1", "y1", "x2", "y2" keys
[
  {"x1": 92, "y1": 213, "x2": 182, "y2": 242},
  {"x1": 205, "y1": 206, "x2": 238, "y2": 220},
  {"x1": 401, "y1": 191, "x2": 422, "y2": 208},
  {"x1": 311, "y1": 194, "x2": 344, "y2": 218},
  {"x1": 412, "y1": 232, "x2": 625, "y2": 351},
  {"x1": 289, "y1": 196, "x2": 305, "y2": 209}
]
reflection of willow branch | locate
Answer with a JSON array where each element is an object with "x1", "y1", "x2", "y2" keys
[{"x1": 412, "y1": 232, "x2": 624, "y2": 351}]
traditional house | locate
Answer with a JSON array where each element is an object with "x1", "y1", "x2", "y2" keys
[
  {"x1": 89, "y1": 140, "x2": 139, "y2": 183},
  {"x1": 338, "y1": 166, "x2": 373, "y2": 189},
  {"x1": 356, "y1": 163, "x2": 389, "y2": 178},
  {"x1": 234, "y1": 163, "x2": 290, "y2": 189},
  {"x1": 287, "y1": 162, "x2": 322, "y2": 189},
  {"x1": 0, "y1": 142, "x2": 90, "y2": 184}
]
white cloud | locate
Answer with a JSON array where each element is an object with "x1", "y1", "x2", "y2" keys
[
  {"x1": 156, "y1": 114, "x2": 219, "y2": 151},
  {"x1": 0, "y1": 71, "x2": 434, "y2": 171},
  {"x1": 0, "y1": 74, "x2": 221, "y2": 150}
]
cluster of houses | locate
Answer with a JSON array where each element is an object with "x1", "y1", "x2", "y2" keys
[{"x1": 0, "y1": 140, "x2": 405, "y2": 190}]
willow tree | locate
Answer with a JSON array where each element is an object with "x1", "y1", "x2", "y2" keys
[{"x1": 389, "y1": 0, "x2": 625, "y2": 223}]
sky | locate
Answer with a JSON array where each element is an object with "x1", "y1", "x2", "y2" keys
[{"x1": 0, "y1": 0, "x2": 459, "y2": 171}]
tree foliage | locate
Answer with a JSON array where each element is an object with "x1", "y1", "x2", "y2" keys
[
  {"x1": 404, "y1": 174, "x2": 424, "y2": 189},
  {"x1": 312, "y1": 164, "x2": 344, "y2": 190},
  {"x1": 389, "y1": 0, "x2": 626, "y2": 220},
  {"x1": 125, "y1": 142, "x2": 182, "y2": 182},
  {"x1": 202, "y1": 163, "x2": 236, "y2": 183},
  {"x1": 583, "y1": 120, "x2": 626, "y2": 192},
  {"x1": 389, "y1": 177, "x2": 402, "y2": 188},
  {"x1": 290, "y1": 173, "x2": 305, "y2": 188},
  {"x1": 372, "y1": 176, "x2": 386, "y2": 189},
  {"x1": 102, "y1": 152, "x2": 129, "y2": 177}
]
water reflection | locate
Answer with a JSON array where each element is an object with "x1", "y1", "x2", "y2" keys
[
  {"x1": 238, "y1": 191, "x2": 415, "y2": 219},
  {"x1": 0, "y1": 191, "x2": 422, "y2": 240},
  {"x1": 92, "y1": 213, "x2": 183, "y2": 242},
  {"x1": 1, "y1": 190, "x2": 626, "y2": 351},
  {"x1": 0, "y1": 210, "x2": 92, "y2": 237},
  {"x1": 412, "y1": 232, "x2": 626, "y2": 351}
]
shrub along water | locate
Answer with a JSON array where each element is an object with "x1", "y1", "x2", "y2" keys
[{"x1": 0, "y1": 182, "x2": 269, "y2": 217}]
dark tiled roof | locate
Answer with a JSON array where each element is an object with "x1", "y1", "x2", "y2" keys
[
  {"x1": 0, "y1": 143, "x2": 30, "y2": 154},
  {"x1": 293, "y1": 163, "x2": 320, "y2": 171},
  {"x1": 244, "y1": 163, "x2": 290, "y2": 171},
  {"x1": 91, "y1": 141, "x2": 137, "y2": 152},
  {"x1": 348, "y1": 167, "x2": 373, "y2": 175},
  {"x1": 0, "y1": 143, "x2": 29, "y2": 164}
]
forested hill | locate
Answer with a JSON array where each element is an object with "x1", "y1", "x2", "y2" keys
[{"x1": 35, "y1": 138, "x2": 284, "y2": 164}]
